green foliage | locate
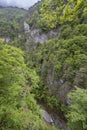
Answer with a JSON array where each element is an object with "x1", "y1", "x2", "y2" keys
[
  {"x1": 66, "y1": 87, "x2": 87, "y2": 130},
  {"x1": 0, "y1": 0, "x2": 87, "y2": 129},
  {"x1": 60, "y1": 25, "x2": 72, "y2": 39},
  {"x1": 27, "y1": 32, "x2": 87, "y2": 116},
  {"x1": 80, "y1": 12, "x2": 87, "y2": 24},
  {"x1": 39, "y1": 0, "x2": 87, "y2": 30},
  {"x1": 0, "y1": 41, "x2": 26, "y2": 129},
  {"x1": 26, "y1": 0, "x2": 44, "y2": 29},
  {"x1": 22, "y1": 1, "x2": 87, "y2": 128},
  {"x1": 0, "y1": 7, "x2": 27, "y2": 38},
  {"x1": 31, "y1": 34, "x2": 87, "y2": 85},
  {"x1": 0, "y1": 40, "x2": 58, "y2": 130},
  {"x1": 74, "y1": 24, "x2": 87, "y2": 36}
]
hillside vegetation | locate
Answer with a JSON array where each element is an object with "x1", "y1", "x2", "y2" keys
[
  {"x1": 26, "y1": 0, "x2": 87, "y2": 129},
  {"x1": 0, "y1": 7, "x2": 27, "y2": 38},
  {"x1": 0, "y1": 0, "x2": 87, "y2": 130}
]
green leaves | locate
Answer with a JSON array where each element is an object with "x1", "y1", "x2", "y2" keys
[
  {"x1": 0, "y1": 41, "x2": 58, "y2": 130},
  {"x1": 0, "y1": 7, "x2": 27, "y2": 38},
  {"x1": 66, "y1": 88, "x2": 87, "y2": 130},
  {"x1": 39, "y1": 0, "x2": 86, "y2": 30},
  {"x1": 0, "y1": 42, "x2": 28, "y2": 130}
]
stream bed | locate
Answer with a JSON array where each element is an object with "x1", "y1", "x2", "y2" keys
[{"x1": 41, "y1": 109, "x2": 67, "y2": 130}]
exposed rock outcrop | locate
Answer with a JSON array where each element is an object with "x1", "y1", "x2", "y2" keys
[
  {"x1": 24, "y1": 22, "x2": 60, "y2": 44},
  {"x1": 1, "y1": 37, "x2": 10, "y2": 43},
  {"x1": 24, "y1": 21, "x2": 30, "y2": 33}
]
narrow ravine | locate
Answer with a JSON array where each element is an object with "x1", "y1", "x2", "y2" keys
[{"x1": 40, "y1": 107, "x2": 67, "y2": 130}]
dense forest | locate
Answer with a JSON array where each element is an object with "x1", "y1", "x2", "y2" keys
[{"x1": 0, "y1": 0, "x2": 87, "y2": 130}]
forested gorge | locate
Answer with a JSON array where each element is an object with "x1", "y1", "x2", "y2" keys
[{"x1": 0, "y1": 0, "x2": 87, "y2": 130}]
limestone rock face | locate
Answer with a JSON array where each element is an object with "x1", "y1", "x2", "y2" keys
[
  {"x1": 1, "y1": 37, "x2": 10, "y2": 43},
  {"x1": 29, "y1": 29, "x2": 60, "y2": 44},
  {"x1": 42, "y1": 110, "x2": 54, "y2": 123},
  {"x1": 23, "y1": 21, "x2": 60, "y2": 44},
  {"x1": 30, "y1": 29, "x2": 48, "y2": 43},
  {"x1": 24, "y1": 21, "x2": 30, "y2": 33}
]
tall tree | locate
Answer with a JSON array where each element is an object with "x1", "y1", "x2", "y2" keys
[{"x1": 66, "y1": 87, "x2": 87, "y2": 130}]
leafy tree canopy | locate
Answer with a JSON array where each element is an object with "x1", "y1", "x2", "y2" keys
[{"x1": 66, "y1": 87, "x2": 87, "y2": 130}]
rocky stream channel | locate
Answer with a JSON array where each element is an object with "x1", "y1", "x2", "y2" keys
[{"x1": 41, "y1": 108, "x2": 67, "y2": 130}]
